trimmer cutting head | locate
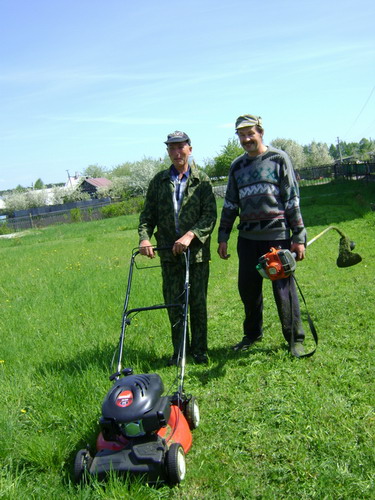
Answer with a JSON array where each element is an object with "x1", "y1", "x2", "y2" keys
[
  {"x1": 305, "y1": 226, "x2": 362, "y2": 268},
  {"x1": 336, "y1": 236, "x2": 362, "y2": 268}
]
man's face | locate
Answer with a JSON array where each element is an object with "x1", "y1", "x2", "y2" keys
[
  {"x1": 237, "y1": 126, "x2": 264, "y2": 156},
  {"x1": 167, "y1": 141, "x2": 192, "y2": 170}
]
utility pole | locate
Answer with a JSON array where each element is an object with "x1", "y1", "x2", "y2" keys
[
  {"x1": 337, "y1": 137, "x2": 343, "y2": 163},
  {"x1": 66, "y1": 170, "x2": 72, "y2": 187}
]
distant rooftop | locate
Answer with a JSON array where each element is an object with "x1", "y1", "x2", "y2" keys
[{"x1": 81, "y1": 177, "x2": 112, "y2": 188}]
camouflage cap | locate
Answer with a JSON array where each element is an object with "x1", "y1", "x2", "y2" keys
[
  {"x1": 164, "y1": 131, "x2": 191, "y2": 145},
  {"x1": 235, "y1": 114, "x2": 263, "y2": 130}
]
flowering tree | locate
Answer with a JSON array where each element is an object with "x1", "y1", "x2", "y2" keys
[
  {"x1": 96, "y1": 177, "x2": 130, "y2": 199},
  {"x1": 4, "y1": 189, "x2": 49, "y2": 211},
  {"x1": 270, "y1": 138, "x2": 307, "y2": 169},
  {"x1": 127, "y1": 157, "x2": 163, "y2": 196},
  {"x1": 304, "y1": 141, "x2": 334, "y2": 167}
]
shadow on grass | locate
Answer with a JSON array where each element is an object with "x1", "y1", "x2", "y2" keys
[
  {"x1": 37, "y1": 336, "x2": 291, "y2": 394},
  {"x1": 185, "y1": 342, "x2": 289, "y2": 386}
]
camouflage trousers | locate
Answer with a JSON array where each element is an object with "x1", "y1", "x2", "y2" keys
[{"x1": 161, "y1": 260, "x2": 209, "y2": 356}]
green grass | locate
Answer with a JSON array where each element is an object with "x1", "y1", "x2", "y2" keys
[{"x1": 0, "y1": 180, "x2": 374, "y2": 499}]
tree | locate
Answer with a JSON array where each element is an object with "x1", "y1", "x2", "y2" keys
[
  {"x1": 52, "y1": 186, "x2": 69, "y2": 205},
  {"x1": 270, "y1": 138, "x2": 306, "y2": 169},
  {"x1": 359, "y1": 138, "x2": 375, "y2": 160},
  {"x1": 110, "y1": 162, "x2": 132, "y2": 178},
  {"x1": 83, "y1": 164, "x2": 108, "y2": 178},
  {"x1": 25, "y1": 189, "x2": 49, "y2": 207},
  {"x1": 160, "y1": 153, "x2": 173, "y2": 170},
  {"x1": 4, "y1": 189, "x2": 49, "y2": 211},
  {"x1": 62, "y1": 188, "x2": 91, "y2": 203},
  {"x1": 3, "y1": 192, "x2": 28, "y2": 212},
  {"x1": 305, "y1": 141, "x2": 334, "y2": 167},
  {"x1": 339, "y1": 141, "x2": 360, "y2": 159},
  {"x1": 206, "y1": 138, "x2": 243, "y2": 178},
  {"x1": 97, "y1": 177, "x2": 130, "y2": 199},
  {"x1": 127, "y1": 157, "x2": 163, "y2": 196},
  {"x1": 203, "y1": 157, "x2": 215, "y2": 175},
  {"x1": 34, "y1": 178, "x2": 44, "y2": 189},
  {"x1": 329, "y1": 144, "x2": 339, "y2": 160}
]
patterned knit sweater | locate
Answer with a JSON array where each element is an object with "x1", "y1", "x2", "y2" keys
[{"x1": 218, "y1": 146, "x2": 306, "y2": 244}]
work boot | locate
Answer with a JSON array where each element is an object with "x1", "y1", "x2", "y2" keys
[
  {"x1": 290, "y1": 342, "x2": 305, "y2": 357},
  {"x1": 192, "y1": 352, "x2": 208, "y2": 365},
  {"x1": 232, "y1": 335, "x2": 263, "y2": 352}
]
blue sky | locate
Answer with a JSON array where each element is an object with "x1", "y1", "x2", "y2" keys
[{"x1": 1, "y1": 0, "x2": 374, "y2": 190}]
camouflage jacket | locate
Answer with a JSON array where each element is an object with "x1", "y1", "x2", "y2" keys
[{"x1": 138, "y1": 164, "x2": 217, "y2": 263}]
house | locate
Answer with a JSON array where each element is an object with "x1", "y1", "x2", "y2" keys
[
  {"x1": 333, "y1": 155, "x2": 356, "y2": 165},
  {"x1": 78, "y1": 177, "x2": 112, "y2": 197}
]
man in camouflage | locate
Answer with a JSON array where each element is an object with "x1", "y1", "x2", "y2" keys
[{"x1": 138, "y1": 131, "x2": 217, "y2": 365}]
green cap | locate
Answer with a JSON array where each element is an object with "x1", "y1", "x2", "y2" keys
[{"x1": 235, "y1": 114, "x2": 263, "y2": 130}]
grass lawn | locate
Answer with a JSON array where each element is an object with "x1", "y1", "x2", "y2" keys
[{"x1": 0, "y1": 181, "x2": 374, "y2": 499}]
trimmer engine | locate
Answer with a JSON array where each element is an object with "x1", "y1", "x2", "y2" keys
[{"x1": 256, "y1": 247, "x2": 296, "y2": 280}]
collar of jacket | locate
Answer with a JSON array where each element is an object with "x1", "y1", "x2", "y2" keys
[{"x1": 161, "y1": 164, "x2": 200, "y2": 182}]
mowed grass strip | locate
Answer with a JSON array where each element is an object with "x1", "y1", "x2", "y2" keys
[{"x1": 0, "y1": 180, "x2": 374, "y2": 499}]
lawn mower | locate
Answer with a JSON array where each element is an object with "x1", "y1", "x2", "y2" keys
[{"x1": 74, "y1": 248, "x2": 199, "y2": 485}]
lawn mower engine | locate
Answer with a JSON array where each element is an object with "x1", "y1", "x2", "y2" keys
[
  {"x1": 100, "y1": 371, "x2": 171, "y2": 442},
  {"x1": 256, "y1": 247, "x2": 296, "y2": 281}
]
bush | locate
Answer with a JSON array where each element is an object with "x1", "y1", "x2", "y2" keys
[
  {"x1": 63, "y1": 188, "x2": 91, "y2": 203},
  {"x1": 70, "y1": 208, "x2": 82, "y2": 223},
  {"x1": 0, "y1": 223, "x2": 12, "y2": 235},
  {"x1": 100, "y1": 198, "x2": 144, "y2": 219}
]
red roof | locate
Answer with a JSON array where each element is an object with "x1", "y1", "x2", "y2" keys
[{"x1": 83, "y1": 177, "x2": 112, "y2": 188}]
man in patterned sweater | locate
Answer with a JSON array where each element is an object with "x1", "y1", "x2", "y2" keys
[
  {"x1": 217, "y1": 114, "x2": 306, "y2": 355},
  {"x1": 139, "y1": 131, "x2": 217, "y2": 365}
]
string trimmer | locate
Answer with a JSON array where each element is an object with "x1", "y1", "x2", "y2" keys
[
  {"x1": 256, "y1": 226, "x2": 362, "y2": 281},
  {"x1": 256, "y1": 226, "x2": 362, "y2": 357}
]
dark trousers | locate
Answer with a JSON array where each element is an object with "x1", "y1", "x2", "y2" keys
[
  {"x1": 161, "y1": 260, "x2": 209, "y2": 356},
  {"x1": 237, "y1": 237, "x2": 305, "y2": 343}
]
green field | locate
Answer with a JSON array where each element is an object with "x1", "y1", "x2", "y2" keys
[{"x1": 0, "y1": 181, "x2": 374, "y2": 499}]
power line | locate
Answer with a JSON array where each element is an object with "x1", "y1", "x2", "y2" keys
[
  {"x1": 359, "y1": 117, "x2": 375, "y2": 139},
  {"x1": 343, "y1": 85, "x2": 375, "y2": 140}
]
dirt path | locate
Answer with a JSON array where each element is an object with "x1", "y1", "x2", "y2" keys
[{"x1": 0, "y1": 230, "x2": 30, "y2": 239}]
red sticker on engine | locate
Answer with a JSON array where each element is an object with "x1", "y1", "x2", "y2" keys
[{"x1": 116, "y1": 390, "x2": 133, "y2": 408}]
